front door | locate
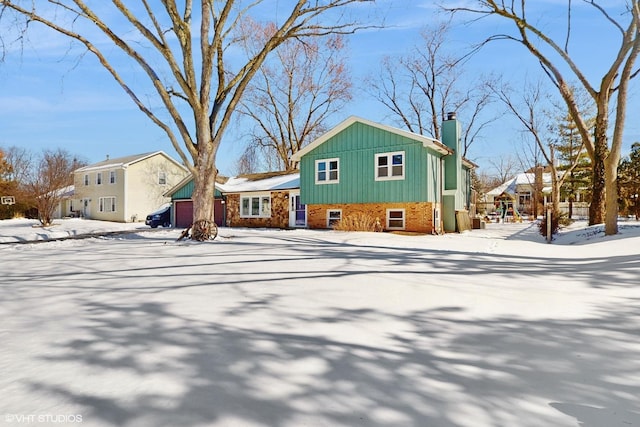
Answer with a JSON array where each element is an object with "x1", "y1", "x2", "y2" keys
[
  {"x1": 288, "y1": 191, "x2": 306, "y2": 227},
  {"x1": 82, "y1": 199, "x2": 91, "y2": 219}
]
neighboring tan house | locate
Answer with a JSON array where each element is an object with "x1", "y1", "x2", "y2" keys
[
  {"x1": 484, "y1": 172, "x2": 548, "y2": 217},
  {"x1": 290, "y1": 115, "x2": 475, "y2": 233},
  {"x1": 485, "y1": 171, "x2": 589, "y2": 218},
  {"x1": 73, "y1": 151, "x2": 188, "y2": 223},
  {"x1": 52, "y1": 185, "x2": 76, "y2": 219},
  {"x1": 165, "y1": 171, "x2": 302, "y2": 229}
]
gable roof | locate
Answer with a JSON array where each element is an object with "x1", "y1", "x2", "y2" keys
[
  {"x1": 219, "y1": 171, "x2": 300, "y2": 193},
  {"x1": 290, "y1": 116, "x2": 452, "y2": 163},
  {"x1": 164, "y1": 171, "x2": 300, "y2": 198},
  {"x1": 75, "y1": 151, "x2": 186, "y2": 173},
  {"x1": 462, "y1": 158, "x2": 478, "y2": 169},
  {"x1": 487, "y1": 172, "x2": 553, "y2": 196},
  {"x1": 163, "y1": 173, "x2": 228, "y2": 198}
]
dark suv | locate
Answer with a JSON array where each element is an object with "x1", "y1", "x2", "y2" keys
[{"x1": 145, "y1": 205, "x2": 172, "y2": 228}]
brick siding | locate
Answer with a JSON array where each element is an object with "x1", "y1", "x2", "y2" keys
[
  {"x1": 226, "y1": 192, "x2": 290, "y2": 228},
  {"x1": 307, "y1": 202, "x2": 437, "y2": 233}
]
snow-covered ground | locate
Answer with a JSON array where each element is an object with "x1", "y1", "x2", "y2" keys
[{"x1": 1, "y1": 218, "x2": 639, "y2": 427}]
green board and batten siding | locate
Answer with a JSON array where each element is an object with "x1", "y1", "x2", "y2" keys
[
  {"x1": 299, "y1": 122, "x2": 443, "y2": 205},
  {"x1": 170, "y1": 179, "x2": 222, "y2": 200}
]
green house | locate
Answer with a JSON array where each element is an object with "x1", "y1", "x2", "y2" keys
[{"x1": 290, "y1": 115, "x2": 475, "y2": 233}]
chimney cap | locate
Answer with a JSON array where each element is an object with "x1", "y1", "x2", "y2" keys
[{"x1": 446, "y1": 111, "x2": 457, "y2": 120}]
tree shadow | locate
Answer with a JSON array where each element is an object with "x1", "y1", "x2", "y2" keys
[
  {"x1": 2, "y1": 229, "x2": 640, "y2": 426},
  {"x1": 15, "y1": 296, "x2": 640, "y2": 427}
]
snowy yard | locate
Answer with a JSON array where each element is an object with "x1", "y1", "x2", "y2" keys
[{"x1": 1, "y1": 218, "x2": 640, "y2": 427}]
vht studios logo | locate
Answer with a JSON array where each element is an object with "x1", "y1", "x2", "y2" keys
[{"x1": 5, "y1": 414, "x2": 83, "y2": 423}]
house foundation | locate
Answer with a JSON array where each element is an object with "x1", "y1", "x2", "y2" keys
[{"x1": 307, "y1": 202, "x2": 437, "y2": 233}]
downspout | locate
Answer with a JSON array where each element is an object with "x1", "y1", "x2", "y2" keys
[
  {"x1": 122, "y1": 165, "x2": 128, "y2": 222},
  {"x1": 438, "y1": 153, "x2": 445, "y2": 235},
  {"x1": 222, "y1": 194, "x2": 227, "y2": 227}
]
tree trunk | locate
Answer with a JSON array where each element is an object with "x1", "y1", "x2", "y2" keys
[
  {"x1": 604, "y1": 155, "x2": 619, "y2": 235},
  {"x1": 568, "y1": 196, "x2": 574, "y2": 219},
  {"x1": 551, "y1": 167, "x2": 561, "y2": 216},
  {"x1": 190, "y1": 140, "x2": 218, "y2": 240},
  {"x1": 589, "y1": 127, "x2": 607, "y2": 225}
]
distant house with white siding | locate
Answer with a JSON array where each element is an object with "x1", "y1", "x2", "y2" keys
[
  {"x1": 73, "y1": 151, "x2": 188, "y2": 223},
  {"x1": 52, "y1": 185, "x2": 76, "y2": 219}
]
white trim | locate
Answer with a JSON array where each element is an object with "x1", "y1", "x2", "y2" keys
[
  {"x1": 386, "y1": 208, "x2": 406, "y2": 230},
  {"x1": 99, "y1": 196, "x2": 117, "y2": 213},
  {"x1": 240, "y1": 193, "x2": 271, "y2": 218},
  {"x1": 315, "y1": 158, "x2": 340, "y2": 184},
  {"x1": 288, "y1": 190, "x2": 307, "y2": 228},
  {"x1": 290, "y1": 116, "x2": 451, "y2": 162},
  {"x1": 327, "y1": 209, "x2": 342, "y2": 228},
  {"x1": 375, "y1": 151, "x2": 405, "y2": 181},
  {"x1": 75, "y1": 151, "x2": 188, "y2": 173}
]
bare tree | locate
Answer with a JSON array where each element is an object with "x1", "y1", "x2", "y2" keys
[
  {"x1": 235, "y1": 144, "x2": 261, "y2": 175},
  {"x1": 0, "y1": 0, "x2": 373, "y2": 239},
  {"x1": 366, "y1": 19, "x2": 498, "y2": 155},
  {"x1": 238, "y1": 24, "x2": 352, "y2": 171},
  {"x1": 490, "y1": 79, "x2": 593, "y2": 219},
  {"x1": 0, "y1": 148, "x2": 11, "y2": 183},
  {"x1": 26, "y1": 149, "x2": 82, "y2": 226},
  {"x1": 0, "y1": 148, "x2": 15, "y2": 219},
  {"x1": 0, "y1": 145, "x2": 34, "y2": 218},
  {"x1": 2, "y1": 145, "x2": 32, "y2": 185},
  {"x1": 445, "y1": 1, "x2": 640, "y2": 235},
  {"x1": 487, "y1": 154, "x2": 518, "y2": 184}
]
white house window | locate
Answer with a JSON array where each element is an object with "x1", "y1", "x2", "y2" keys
[
  {"x1": 96, "y1": 172, "x2": 103, "y2": 185},
  {"x1": 83, "y1": 174, "x2": 89, "y2": 186},
  {"x1": 315, "y1": 158, "x2": 339, "y2": 184},
  {"x1": 327, "y1": 209, "x2": 342, "y2": 228},
  {"x1": 386, "y1": 209, "x2": 406, "y2": 230},
  {"x1": 376, "y1": 151, "x2": 405, "y2": 181},
  {"x1": 99, "y1": 196, "x2": 116, "y2": 213},
  {"x1": 158, "y1": 171, "x2": 167, "y2": 185},
  {"x1": 109, "y1": 171, "x2": 116, "y2": 184},
  {"x1": 240, "y1": 195, "x2": 271, "y2": 218}
]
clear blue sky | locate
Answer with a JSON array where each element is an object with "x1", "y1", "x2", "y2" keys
[{"x1": 0, "y1": 1, "x2": 638, "y2": 177}]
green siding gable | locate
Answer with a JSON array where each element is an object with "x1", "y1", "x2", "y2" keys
[
  {"x1": 170, "y1": 178, "x2": 222, "y2": 200},
  {"x1": 300, "y1": 122, "x2": 443, "y2": 205}
]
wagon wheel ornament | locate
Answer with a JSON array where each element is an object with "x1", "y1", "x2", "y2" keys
[{"x1": 177, "y1": 219, "x2": 218, "y2": 242}]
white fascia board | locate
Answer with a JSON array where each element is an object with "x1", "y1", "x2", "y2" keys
[{"x1": 290, "y1": 116, "x2": 451, "y2": 162}]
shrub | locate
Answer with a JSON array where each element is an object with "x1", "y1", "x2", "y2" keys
[
  {"x1": 537, "y1": 210, "x2": 572, "y2": 237},
  {"x1": 333, "y1": 212, "x2": 383, "y2": 232}
]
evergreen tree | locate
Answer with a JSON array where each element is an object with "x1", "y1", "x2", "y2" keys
[
  {"x1": 618, "y1": 143, "x2": 640, "y2": 219},
  {"x1": 553, "y1": 114, "x2": 592, "y2": 218}
]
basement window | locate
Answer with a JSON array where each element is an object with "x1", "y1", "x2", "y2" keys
[
  {"x1": 386, "y1": 209, "x2": 405, "y2": 230},
  {"x1": 327, "y1": 209, "x2": 342, "y2": 228}
]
